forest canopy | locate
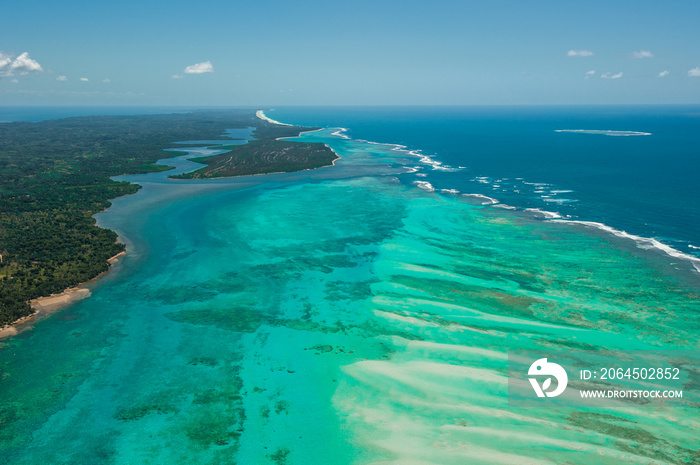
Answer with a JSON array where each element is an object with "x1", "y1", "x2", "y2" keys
[{"x1": 0, "y1": 110, "x2": 332, "y2": 326}]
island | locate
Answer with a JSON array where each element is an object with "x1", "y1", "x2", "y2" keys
[{"x1": 0, "y1": 109, "x2": 337, "y2": 327}]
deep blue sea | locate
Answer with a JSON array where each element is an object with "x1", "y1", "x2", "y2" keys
[{"x1": 271, "y1": 106, "x2": 700, "y2": 262}]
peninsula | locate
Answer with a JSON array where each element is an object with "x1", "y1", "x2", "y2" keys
[
  {"x1": 172, "y1": 112, "x2": 337, "y2": 179},
  {"x1": 0, "y1": 109, "x2": 337, "y2": 326}
]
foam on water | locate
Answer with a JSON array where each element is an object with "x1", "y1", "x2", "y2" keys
[
  {"x1": 331, "y1": 128, "x2": 461, "y2": 173},
  {"x1": 462, "y1": 193, "x2": 499, "y2": 205},
  {"x1": 555, "y1": 129, "x2": 652, "y2": 136},
  {"x1": 542, "y1": 197, "x2": 576, "y2": 203},
  {"x1": 330, "y1": 128, "x2": 351, "y2": 139},
  {"x1": 524, "y1": 208, "x2": 563, "y2": 219},
  {"x1": 553, "y1": 219, "x2": 700, "y2": 273},
  {"x1": 413, "y1": 180, "x2": 435, "y2": 192}
]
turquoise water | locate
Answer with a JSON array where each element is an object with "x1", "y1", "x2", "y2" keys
[
  {"x1": 1, "y1": 115, "x2": 699, "y2": 464},
  {"x1": 271, "y1": 106, "x2": 700, "y2": 262}
]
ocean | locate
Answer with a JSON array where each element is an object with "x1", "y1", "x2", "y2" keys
[
  {"x1": 271, "y1": 106, "x2": 700, "y2": 263},
  {"x1": 0, "y1": 106, "x2": 698, "y2": 464}
]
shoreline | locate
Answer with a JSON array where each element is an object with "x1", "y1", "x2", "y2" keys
[
  {"x1": 184, "y1": 117, "x2": 341, "y2": 179},
  {"x1": 277, "y1": 126, "x2": 342, "y2": 170},
  {"x1": 1, "y1": 110, "x2": 329, "y2": 340},
  {"x1": 258, "y1": 110, "x2": 343, "y2": 168},
  {"x1": 255, "y1": 110, "x2": 293, "y2": 126},
  {"x1": 0, "y1": 250, "x2": 126, "y2": 339},
  {"x1": 233, "y1": 141, "x2": 341, "y2": 178}
]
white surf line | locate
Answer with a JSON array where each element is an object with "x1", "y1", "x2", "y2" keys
[
  {"x1": 413, "y1": 181, "x2": 435, "y2": 192},
  {"x1": 256, "y1": 110, "x2": 293, "y2": 126},
  {"x1": 306, "y1": 126, "x2": 462, "y2": 177},
  {"x1": 555, "y1": 129, "x2": 652, "y2": 136},
  {"x1": 461, "y1": 193, "x2": 499, "y2": 205},
  {"x1": 330, "y1": 128, "x2": 350, "y2": 139},
  {"x1": 552, "y1": 219, "x2": 700, "y2": 273},
  {"x1": 524, "y1": 208, "x2": 563, "y2": 219},
  {"x1": 347, "y1": 133, "x2": 461, "y2": 171}
]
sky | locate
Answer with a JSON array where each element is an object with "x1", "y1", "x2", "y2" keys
[{"x1": 1, "y1": 0, "x2": 700, "y2": 106}]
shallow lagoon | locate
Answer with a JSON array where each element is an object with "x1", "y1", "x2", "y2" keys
[{"x1": 0, "y1": 122, "x2": 698, "y2": 464}]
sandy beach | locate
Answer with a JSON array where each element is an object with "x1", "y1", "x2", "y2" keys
[
  {"x1": 0, "y1": 288, "x2": 92, "y2": 339},
  {"x1": 256, "y1": 110, "x2": 293, "y2": 126},
  {"x1": 30, "y1": 286, "x2": 92, "y2": 312},
  {"x1": 0, "y1": 250, "x2": 126, "y2": 339}
]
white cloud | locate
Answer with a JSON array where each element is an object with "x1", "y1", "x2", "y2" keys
[
  {"x1": 601, "y1": 72, "x2": 623, "y2": 79},
  {"x1": 658, "y1": 70, "x2": 670, "y2": 78},
  {"x1": 172, "y1": 74, "x2": 184, "y2": 79},
  {"x1": 80, "y1": 77, "x2": 89, "y2": 82},
  {"x1": 689, "y1": 67, "x2": 700, "y2": 77},
  {"x1": 567, "y1": 50, "x2": 594, "y2": 57},
  {"x1": 630, "y1": 50, "x2": 654, "y2": 59},
  {"x1": 0, "y1": 51, "x2": 43, "y2": 77},
  {"x1": 10, "y1": 79, "x2": 19, "y2": 83},
  {"x1": 10, "y1": 52, "x2": 43, "y2": 73},
  {"x1": 102, "y1": 78, "x2": 111, "y2": 83},
  {"x1": 184, "y1": 61, "x2": 214, "y2": 74},
  {"x1": 0, "y1": 53, "x2": 11, "y2": 70},
  {"x1": 56, "y1": 75, "x2": 68, "y2": 81}
]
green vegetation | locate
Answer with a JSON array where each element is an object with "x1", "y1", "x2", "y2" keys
[
  {"x1": 173, "y1": 131, "x2": 336, "y2": 179},
  {"x1": 173, "y1": 139, "x2": 336, "y2": 178},
  {"x1": 0, "y1": 109, "x2": 332, "y2": 326}
]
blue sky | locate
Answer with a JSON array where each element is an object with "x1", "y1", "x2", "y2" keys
[{"x1": 1, "y1": 0, "x2": 699, "y2": 106}]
